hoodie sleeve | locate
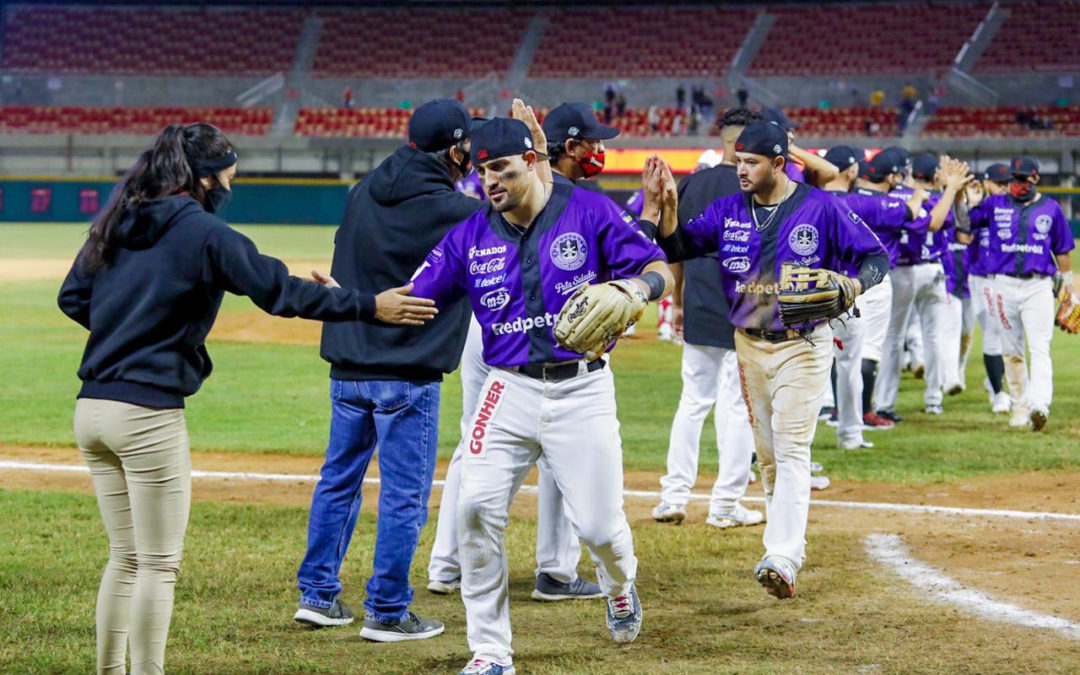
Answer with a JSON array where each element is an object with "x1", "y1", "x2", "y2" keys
[
  {"x1": 203, "y1": 223, "x2": 377, "y2": 322},
  {"x1": 57, "y1": 250, "x2": 93, "y2": 330}
]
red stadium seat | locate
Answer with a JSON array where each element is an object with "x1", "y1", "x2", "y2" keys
[{"x1": 0, "y1": 106, "x2": 274, "y2": 135}]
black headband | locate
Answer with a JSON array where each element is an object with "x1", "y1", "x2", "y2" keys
[{"x1": 193, "y1": 151, "x2": 238, "y2": 178}]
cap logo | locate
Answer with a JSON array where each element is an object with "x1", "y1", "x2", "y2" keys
[
  {"x1": 735, "y1": 142, "x2": 743, "y2": 151},
  {"x1": 773, "y1": 144, "x2": 782, "y2": 154},
  {"x1": 453, "y1": 128, "x2": 463, "y2": 140},
  {"x1": 1014, "y1": 159, "x2": 1021, "y2": 167},
  {"x1": 524, "y1": 137, "x2": 533, "y2": 149},
  {"x1": 477, "y1": 149, "x2": 489, "y2": 160},
  {"x1": 568, "y1": 126, "x2": 580, "y2": 137}
]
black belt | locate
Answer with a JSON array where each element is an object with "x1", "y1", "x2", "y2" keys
[
  {"x1": 742, "y1": 327, "x2": 805, "y2": 343},
  {"x1": 1001, "y1": 272, "x2": 1038, "y2": 279},
  {"x1": 512, "y1": 359, "x2": 606, "y2": 381}
]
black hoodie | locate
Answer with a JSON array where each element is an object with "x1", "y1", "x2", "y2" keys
[
  {"x1": 58, "y1": 195, "x2": 376, "y2": 408},
  {"x1": 321, "y1": 145, "x2": 482, "y2": 381}
]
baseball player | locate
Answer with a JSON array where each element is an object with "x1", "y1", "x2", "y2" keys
[
  {"x1": 653, "y1": 107, "x2": 763, "y2": 527},
  {"x1": 819, "y1": 145, "x2": 928, "y2": 448},
  {"x1": 871, "y1": 150, "x2": 970, "y2": 419},
  {"x1": 657, "y1": 121, "x2": 888, "y2": 598},
  {"x1": 959, "y1": 155, "x2": 1076, "y2": 431},
  {"x1": 410, "y1": 116, "x2": 673, "y2": 675}
]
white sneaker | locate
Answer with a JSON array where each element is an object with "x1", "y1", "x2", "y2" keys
[
  {"x1": 810, "y1": 475, "x2": 831, "y2": 490},
  {"x1": 991, "y1": 391, "x2": 1011, "y2": 414},
  {"x1": 651, "y1": 501, "x2": 686, "y2": 523},
  {"x1": 426, "y1": 578, "x2": 461, "y2": 595},
  {"x1": 840, "y1": 439, "x2": 874, "y2": 450},
  {"x1": 924, "y1": 404, "x2": 943, "y2": 415},
  {"x1": 706, "y1": 504, "x2": 764, "y2": 529},
  {"x1": 810, "y1": 461, "x2": 824, "y2": 473},
  {"x1": 1009, "y1": 404, "x2": 1031, "y2": 428}
]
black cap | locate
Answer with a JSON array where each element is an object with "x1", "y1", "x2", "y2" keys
[
  {"x1": 761, "y1": 107, "x2": 799, "y2": 130},
  {"x1": 857, "y1": 158, "x2": 871, "y2": 180},
  {"x1": 470, "y1": 117, "x2": 535, "y2": 164},
  {"x1": 542, "y1": 102, "x2": 620, "y2": 143},
  {"x1": 912, "y1": 152, "x2": 939, "y2": 180},
  {"x1": 735, "y1": 120, "x2": 789, "y2": 158},
  {"x1": 408, "y1": 98, "x2": 474, "y2": 152},
  {"x1": 1009, "y1": 155, "x2": 1039, "y2": 177},
  {"x1": 868, "y1": 149, "x2": 902, "y2": 181},
  {"x1": 983, "y1": 163, "x2": 1010, "y2": 182},
  {"x1": 883, "y1": 145, "x2": 911, "y2": 167},
  {"x1": 824, "y1": 145, "x2": 861, "y2": 172}
]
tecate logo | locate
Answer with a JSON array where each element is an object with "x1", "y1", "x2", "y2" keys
[
  {"x1": 722, "y1": 256, "x2": 751, "y2": 273},
  {"x1": 491, "y1": 313, "x2": 556, "y2": 336},
  {"x1": 480, "y1": 287, "x2": 511, "y2": 310},
  {"x1": 469, "y1": 257, "x2": 507, "y2": 275}
]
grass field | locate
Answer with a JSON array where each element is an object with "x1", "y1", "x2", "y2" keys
[{"x1": 2, "y1": 224, "x2": 1080, "y2": 673}]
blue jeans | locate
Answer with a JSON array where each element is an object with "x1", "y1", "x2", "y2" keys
[{"x1": 297, "y1": 378, "x2": 440, "y2": 623}]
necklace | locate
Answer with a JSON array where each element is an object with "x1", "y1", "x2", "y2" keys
[{"x1": 751, "y1": 179, "x2": 794, "y2": 232}]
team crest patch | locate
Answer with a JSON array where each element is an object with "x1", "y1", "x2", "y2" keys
[
  {"x1": 788, "y1": 224, "x2": 819, "y2": 256},
  {"x1": 550, "y1": 232, "x2": 588, "y2": 271},
  {"x1": 1034, "y1": 214, "x2": 1053, "y2": 234}
]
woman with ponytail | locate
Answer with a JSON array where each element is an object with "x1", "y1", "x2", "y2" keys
[{"x1": 58, "y1": 123, "x2": 436, "y2": 675}]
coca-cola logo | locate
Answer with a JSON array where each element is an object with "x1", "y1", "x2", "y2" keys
[{"x1": 469, "y1": 257, "x2": 506, "y2": 275}]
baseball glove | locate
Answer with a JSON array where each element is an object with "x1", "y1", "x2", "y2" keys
[
  {"x1": 777, "y1": 264, "x2": 858, "y2": 327},
  {"x1": 1056, "y1": 291, "x2": 1080, "y2": 334},
  {"x1": 554, "y1": 280, "x2": 648, "y2": 361}
]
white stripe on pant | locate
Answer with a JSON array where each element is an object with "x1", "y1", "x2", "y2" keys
[
  {"x1": 74, "y1": 398, "x2": 191, "y2": 675},
  {"x1": 459, "y1": 366, "x2": 637, "y2": 665},
  {"x1": 734, "y1": 325, "x2": 832, "y2": 570},
  {"x1": 658, "y1": 342, "x2": 754, "y2": 516}
]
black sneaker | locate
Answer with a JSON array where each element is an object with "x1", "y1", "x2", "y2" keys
[
  {"x1": 293, "y1": 598, "x2": 354, "y2": 628},
  {"x1": 359, "y1": 611, "x2": 445, "y2": 642},
  {"x1": 531, "y1": 573, "x2": 604, "y2": 601},
  {"x1": 875, "y1": 409, "x2": 903, "y2": 424}
]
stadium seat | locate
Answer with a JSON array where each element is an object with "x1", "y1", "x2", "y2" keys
[
  {"x1": 974, "y1": 1, "x2": 1080, "y2": 74},
  {"x1": 0, "y1": 106, "x2": 274, "y2": 135},
  {"x1": 922, "y1": 105, "x2": 1080, "y2": 137}
]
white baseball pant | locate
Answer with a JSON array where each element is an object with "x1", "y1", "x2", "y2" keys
[
  {"x1": 993, "y1": 275, "x2": 1055, "y2": 414},
  {"x1": 829, "y1": 312, "x2": 866, "y2": 447},
  {"x1": 856, "y1": 273, "x2": 893, "y2": 362},
  {"x1": 734, "y1": 325, "x2": 832, "y2": 570},
  {"x1": 875, "y1": 263, "x2": 947, "y2": 410},
  {"x1": 428, "y1": 317, "x2": 581, "y2": 585},
  {"x1": 940, "y1": 293, "x2": 965, "y2": 392},
  {"x1": 658, "y1": 343, "x2": 755, "y2": 517},
  {"x1": 957, "y1": 294, "x2": 976, "y2": 376},
  {"x1": 970, "y1": 274, "x2": 1025, "y2": 400},
  {"x1": 459, "y1": 366, "x2": 637, "y2": 665}
]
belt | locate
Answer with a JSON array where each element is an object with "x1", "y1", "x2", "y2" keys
[
  {"x1": 1001, "y1": 272, "x2": 1038, "y2": 280},
  {"x1": 511, "y1": 359, "x2": 606, "y2": 381},
  {"x1": 742, "y1": 327, "x2": 805, "y2": 343}
]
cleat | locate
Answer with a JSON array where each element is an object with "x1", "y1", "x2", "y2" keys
[
  {"x1": 840, "y1": 439, "x2": 875, "y2": 450},
  {"x1": 606, "y1": 585, "x2": 643, "y2": 643},
  {"x1": 875, "y1": 409, "x2": 903, "y2": 424},
  {"x1": 459, "y1": 658, "x2": 516, "y2": 675},
  {"x1": 294, "y1": 598, "x2": 354, "y2": 628},
  {"x1": 426, "y1": 578, "x2": 461, "y2": 595},
  {"x1": 1009, "y1": 405, "x2": 1031, "y2": 428},
  {"x1": 651, "y1": 501, "x2": 686, "y2": 523},
  {"x1": 912, "y1": 363, "x2": 926, "y2": 379},
  {"x1": 945, "y1": 382, "x2": 965, "y2": 396},
  {"x1": 359, "y1": 611, "x2": 444, "y2": 642},
  {"x1": 924, "y1": 404, "x2": 943, "y2": 415},
  {"x1": 825, "y1": 409, "x2": 839, "y2": 427},
  {"x1": 810, "y1": 475, "x2": 831, "y2": 491},
  {"x1": 991, "y1": 391, "x2": 1011, "y2": 414},
  {"x1": 531, "y1": 573, "x2": 604, "y2": 601},
  {"x1": 755, "y1": 557, "x2": 797, "y2": 599},
  {"x1": 862, "y1": 411, "x2": 895, "y2": 430},
  {"x1": 1030, "y1": 409, "x2": 1048, "y2": 432},
  {"x1": 706, "y1": 504, "x2": 764, "y2": 529}
]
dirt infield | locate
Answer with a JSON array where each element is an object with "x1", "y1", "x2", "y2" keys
[{"x1": 4, "y1": 443, "x2": 1080, "y2": 625}]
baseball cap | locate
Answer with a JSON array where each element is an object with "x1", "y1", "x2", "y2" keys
[
  {"x1": 1009, "y1": 155, "x2": 1039, "y2": 177},
  {"x1": 542, "y1": 102, "x2": 620, "y2": 143},
  {"x1": 408, "y1": 98, "x2": 476, "y2": 152},
  {"x1": 857, "y1": 158, "x2": 871, "y2": 180},
  {"x1": 868, "y1": 149, "x2": 902, "y2": 181},
  {"x1": 883, "y1": 145, "x2": 911, "y2": 167},
  {"x1": 761, "y1": 107, "x2": 799, "y2": 130},
  {"x1": 824, "y1": 145, "x2": 861, "y2": 172},
  {"x1": 470, "y1": 117, "x2": 535, "y2": 164},
  {"x1": 912, "y1": 152, "x2": 939, "y2": 180},
  {"x1": 983, "y1": 162, "x2": 1010, "y2": 182},
  {"x1": 735, "y1": 120, "x2": 789, "y2": 158}
]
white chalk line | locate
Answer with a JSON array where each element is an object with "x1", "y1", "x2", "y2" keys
[
  {"x1": 865, "y1": 533, "x2": 1080, "y2": 641},
  {"x1": 4, "y1": 459, "x2": 1080, "y2": 522}
]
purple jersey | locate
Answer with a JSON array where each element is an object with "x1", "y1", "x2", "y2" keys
[
  {"x1": 968, "y1": 221, "x2": 992, "y2": 276},
  {"x1": 678, "y1": 183, "x2": 886, "y2": 332},
  {"x1": 625, "y1": 188, "x2": 644, "y2": 218},
  {"x1": 411, "y1": 182, "x2": 664, "y2": 367},
  {"x1": 943, "y1": 232, "x2": 971, "y2": 298},
  {"x1": 968, "y1": 194, "x2": 1075, "y2": 277},
  {"x1": 895, "y1": 188, "x2": 952, "y2": 266},
  {"x1": 455, "y1": 171, "x2": 486, "y2": 201},
  {"x1": 837, "y1": 189, "x2": 909, "y2": 269},
  {"x1": 785, "y1": 161, "x2": 805, "y2": 184}
]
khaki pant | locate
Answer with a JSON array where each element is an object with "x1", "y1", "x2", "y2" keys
[
  {"x1": 74, "y1": 398, "x2": 191, "y2": 675},
  {"x1": 735, "y1": 326, "x2": 832, "y2": 570}
]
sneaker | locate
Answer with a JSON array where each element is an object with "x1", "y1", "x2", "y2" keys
[
  {"x1": 1009, "y1": 405, "x2": 1031, "y2": 428},
  {"x1": 810, "y1": 461, "x2": 824, "y2": 473},
  {"x1": 651, "y1": 501, "x2": 686, "y2": 523},
  {"x1": 459, "y1": 658, "x2": 516, "y2": 675},
  {"x1": 427, "y1": 578, "x2": 461, "y2": 595},
  {"x1": 818, "y1": 406, "x2": 836, "y2": 421},
  {"x1": 825, "y1": 409, "x2": 839, "y2": 427},
  {"x1": 912, "y1": 363, "x2": 926, "y2": 380},
  {"x1": 532, "y1": 573, "x2": 604, "y2": 601},
  {"x1": 991, "y1": 391, "x2": 1011, "y2": 414},
  {"x1": 863, "y1": 411, "x2": 895, "y2": 430},
  {"x1": 945, "y1": 382, "x2": 965, "y2": 396},
  {"x1": 293, "y1": 598, "x2": 355, "y2": 628},
  {"x1": 875, "y1": 408, "x2": 903, "y2": 424},
  {"x1": 754, "y1": 557, "x2": 797, "y2": 599},
  {"x1": 1030, "y1": 409, "x2": 1048, "y2": 432},
  {"x1": 606, "y1": 585, "x2": 643, "y2": 643},
  {"x1": 924, "y1": 404, "x2": 943, "y2": 415},
  {"x1": 706, "y1": 504, "x2": 764, "y2": 529},
  {"x1": 840, "y1": 439, "x2": 874, "y2": 450},
  {"x1": 810, "y1": 475, "x2": 831, "y2": 491},
  {"x1": 359, "y1": 611, "x2": 444, "y2": 642}
]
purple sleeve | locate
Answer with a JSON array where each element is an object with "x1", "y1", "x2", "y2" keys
[
  {"x1": 874, "y1": 196, "x2": 909, "y2": 230},
  {"x1": 410, "y1": 227, "x2": 468, "y2": 308},
  {"x1": 968, "y1": 199, "x2": 992, "y2": 228},
  {"x1": 830, "y1": 199, "x2": 886, "y2": 269},
  {"x1": 625, "y1": 189, "x2": 644, "y2": 218},
  {"x1": 1050, "y1": 203, "x2": 1076, "y2": 255},
  {"x1": 596, "y1": 199, "x2": 666, "y2": 278}
]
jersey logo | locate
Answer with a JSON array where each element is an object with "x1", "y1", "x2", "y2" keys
[
  {"x1": 1034, "y1": 214, "x2": 1052, "y2": 234},
  {"x1": 550, "y1": 232, "x2": 588, "y2": 271},
  {"x1": 788, "y1": 223, "x2": 819, "y2": 256},
  {"x1": 468, "y1": 379, "x2": 506, "y2": 458},
  {"x1": 480, "y1": 287, "x2": 511, "y2": 310},
  {"x1": 722, "y1": 256, "x2": 751, "y2": 273}
]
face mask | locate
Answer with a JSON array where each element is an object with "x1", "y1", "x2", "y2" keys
[
  {"x1": 453, "y1": 150, "x2": 471, "y2": 178},
  {"x1": 575, "y1": 142, "x2": 606, "y2": 178},
  {"x1": 206, "y1": 184, "x2": 232, "y2": 215},
  {"x1": 1009, "y1": 179, "x2": 1035, "y2": 202}
]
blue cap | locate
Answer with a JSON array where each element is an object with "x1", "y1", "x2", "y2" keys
[
  {"x1": 983, "y1": 163, "x2": 1010, "y2": 182},
  {"x1": 408, "y1": 99, "x2": 476, "y2": 152},
  {"x1": 761, "y1": 107, "x2": 799, "y2": 130},
  {"x1": 824, "y1": 145, "x2": 861, "y2": 172},
  {"x1": 1009, "y1": 155, "x2": 1039, "y2": 177},
  {"x1": 912, "y1": 152, "x2": 939, "y2": 180},
  {"x1": 735, "y1": 120, "x2": 788, "y2": 158},
  {"x1": 868, "y1": 149, "x2": 902, "y2": 181},
  {"x1": 883, "y1": 145, "x2": 911, "y2": 167},
  {"x1": 542, "y1": 102, "x2": 620, "y2": 143},
  {"x1": 471, "y1": 117, "x2": 536, "y2": 164}
]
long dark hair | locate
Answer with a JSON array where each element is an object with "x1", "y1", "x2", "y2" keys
[{"x1": 80, "y1": 123, "x2": 232, "y2": 272}]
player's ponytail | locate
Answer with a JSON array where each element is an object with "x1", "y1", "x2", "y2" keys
[{"x1": 81, "y1": 123, "x2": 232, "y2": 272}]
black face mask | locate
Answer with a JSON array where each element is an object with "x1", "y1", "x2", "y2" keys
[{"x1": 206, "y1": 184, "x2": 232, "y2": 215}]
